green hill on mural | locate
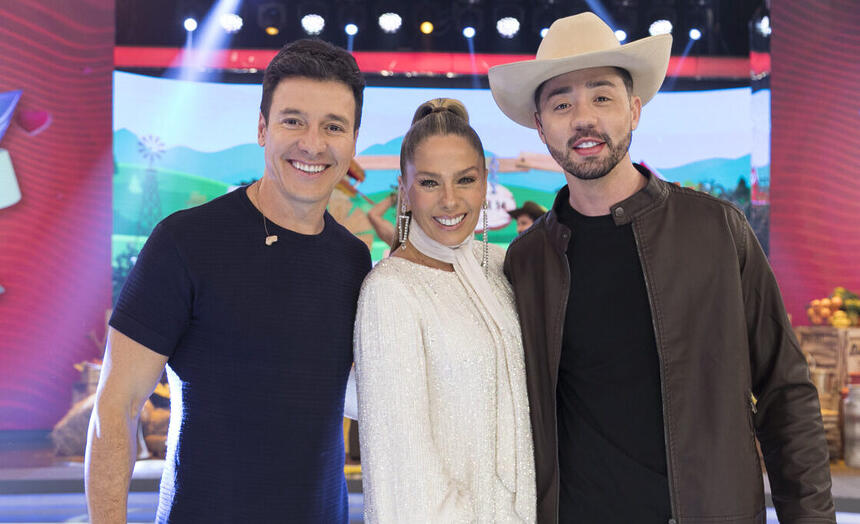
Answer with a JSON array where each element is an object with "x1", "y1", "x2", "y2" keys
[
  {"x1": 114, "y1": 129, "x2": 263, "y2": 185},
  {"x1": 655, "y1": 155, "x2": 758, "y2": 189}
]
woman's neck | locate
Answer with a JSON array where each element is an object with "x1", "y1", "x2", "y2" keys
[{"x1": 391, "y1": 241, "x2": 455, "y2": 272}]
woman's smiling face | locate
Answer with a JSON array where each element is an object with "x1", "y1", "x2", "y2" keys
[{"x1": 402, "y1": 134, "x2": 487, "y2": 247}]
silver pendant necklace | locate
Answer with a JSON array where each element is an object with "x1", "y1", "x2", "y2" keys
[{"x1": 254, "y1": 182, "x2": 278, "y2": 246}]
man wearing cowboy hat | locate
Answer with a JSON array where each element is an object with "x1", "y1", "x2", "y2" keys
[
  {"x1": 490, "y1": 12, "x2": 834, "y2": 524},
  {"x1": 508, "y1": 200, "x2": 547, "y2": 234}
]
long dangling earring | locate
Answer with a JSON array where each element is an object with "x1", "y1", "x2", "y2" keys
[
  {"x1": 397, "y1": 187, "x2": 410, "y2": 250},
  {"x1": 481, "y1": 200, "x2": 489, "y2": 274}
]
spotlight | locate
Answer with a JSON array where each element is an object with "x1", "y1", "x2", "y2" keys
[
  {"x1": 649, "y1": 19, "x2": 673, "y2": 36},
  {"x1": 533, "y1": 4, "x2": 558, "y2": 40},
  {"x1": 258, "y1": 3, "x2": 285, "y2": 36},
  {"x1": 420, "y1": 20, "x2": 434, "y2": 34},
  {"x1": 378, "y1": 12, "x2": 402, "y2": 34},
  {"x1": 496, "y1": 17, "x2": 520, "y2": 38},
  {"x1": 219, "y1": 13, "x2": 243, "y2": 33},
  {"x1": 458, "y1": 8, "x2": 481, "y2": 39},
  {"x1": 301, "y1": 13, "x2": 325, "y2": 35},
  {"x1": 689, "y1": 28, "x2": 702, "y2": 40},
  {"x1": 609, "y1": 0, "x2": 638, "y2": 45},
  {"x1": 338, "y1": 4, "x2": 364, "y2": 41},
  {"x1": 183, "y1": 17, "x2": 198, "y2": 32},
  {"x1": 757, "y1": 15, "x2": 771, "y2": 36}
]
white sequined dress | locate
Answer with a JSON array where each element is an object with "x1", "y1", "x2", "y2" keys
[{"x1": 354, "y1": 244, "x2": 536, "y2": 523}]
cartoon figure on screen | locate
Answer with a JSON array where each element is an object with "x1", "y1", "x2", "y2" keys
[
  {"x1": 0, "y1": 90, "x2": 22, "y2": 211},
  {"x1": 489, "y1": 12, "x2": 835, "y2": 523},
  {"x1": 506, "y1": 201, "x2": 546, "y2": 234},
  {"x1": 354, "y1": 98, "x2": 536, "y2": 523}
]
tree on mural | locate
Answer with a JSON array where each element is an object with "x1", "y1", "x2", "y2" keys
[
  {"x1": 112, "y1": 243, "x2": 139, "y2": 306},
  {"x1": 136, "y1": 134, "x2": 165, "y2": 236}
]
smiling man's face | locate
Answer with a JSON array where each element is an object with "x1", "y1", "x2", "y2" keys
[
  {"x1": 257, "y1": 77, "x2": 357, "y2": 207},
  {"x1": 535, "y1": 66, "x2": 641, "y2": 181}
]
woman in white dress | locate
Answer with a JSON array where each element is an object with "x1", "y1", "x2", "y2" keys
[{"x1": 354, "y1": 99, "x2": 535, "y2": 523}]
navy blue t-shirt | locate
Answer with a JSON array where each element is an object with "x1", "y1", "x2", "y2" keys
[{"x1": 110, "y1": 186, "x2": 371, "y2": 523}]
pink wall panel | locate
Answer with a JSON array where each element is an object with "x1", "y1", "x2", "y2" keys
[
  {"x1": 0, "y1": 0, "x2": 113, "y2": 430},
  {"x1": 770, "y1": 0, "x2": 860, "y2": 325}
]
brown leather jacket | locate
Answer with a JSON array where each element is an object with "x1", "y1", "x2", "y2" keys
[{"x1": 503, "y1": 169, "x2": 835, "y2": 524}]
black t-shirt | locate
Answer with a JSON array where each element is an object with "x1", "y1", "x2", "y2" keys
[
  {"x1": 555, "y1": 198, "x2": 672, "y2": 523},
  {"x1": 110, "y1": 187, "x2": 371, "y2": 523}
]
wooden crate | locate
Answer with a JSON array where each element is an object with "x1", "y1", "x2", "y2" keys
[
  {"x1": 795, "y1": 326, "x2": 860, "y2": 460},
  {"x1": 795, "y1": 326, "x2": 846, "y2": 396},
  {"x1": 843, "y1": 328, "x2": 860, "y2": 379}
]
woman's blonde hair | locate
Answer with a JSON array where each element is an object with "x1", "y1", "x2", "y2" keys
[{"x1": 392, "y1": 98, "x2": 486, "y2": 250}]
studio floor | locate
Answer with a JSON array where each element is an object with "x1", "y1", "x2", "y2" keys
[{"x1": 2, "y1": 433, "x2": 860, "y2": 523}]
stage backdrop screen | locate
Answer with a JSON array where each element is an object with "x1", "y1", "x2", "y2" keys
[{"x1": 113, "y1": 71, "x2": 768, "y2": 299}]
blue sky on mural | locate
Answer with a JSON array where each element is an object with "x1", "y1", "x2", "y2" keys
[{"x1": 113, "y1": 71, "x2": 769, "y2": 191}]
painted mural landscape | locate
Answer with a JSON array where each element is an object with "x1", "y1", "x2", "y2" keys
[{"x1": 113, "y1": 127, "x2": 769, "y2": 301}]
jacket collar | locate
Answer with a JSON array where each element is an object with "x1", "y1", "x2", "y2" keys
[{"x1": 546, "y1": 163, "x2": 668, "y2": 227}]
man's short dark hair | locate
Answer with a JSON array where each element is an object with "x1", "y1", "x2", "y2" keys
[
  {"x1": 260, "y1": 39, "x2": 365, "y2": 130},
  {"x1": 533, "y1": 67, "x2": 634, "y2": 113}
]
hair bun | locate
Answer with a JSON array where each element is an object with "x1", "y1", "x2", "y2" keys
[{"x1": 411, "y1": 98, "x2": 470, "y2": 125}]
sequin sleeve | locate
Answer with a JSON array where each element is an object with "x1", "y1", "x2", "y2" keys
[{"x1": 354, "y1": 270, "x2": 475, "y2": 524}]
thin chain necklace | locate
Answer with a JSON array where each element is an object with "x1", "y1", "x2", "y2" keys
[{"x1": 253, "y1": 182, "x2": 278, "y2": 246}]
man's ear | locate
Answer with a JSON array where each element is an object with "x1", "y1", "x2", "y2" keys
[
  {"x1": 257, "y1": 112, "x2": 267, "y2": 147},
  {"x1": 630, "y1": 96, "x2": 642, "y2": 131}
]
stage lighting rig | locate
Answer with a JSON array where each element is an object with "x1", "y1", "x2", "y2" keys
[
  {"x1": 494, "y1": 3, "x2": 524, "y2": 39},
  {"x1": 176, "y1": 0, "x2": 207, "y2": 36},
  {"x1": 378, "y1": 12, "x2": 402, "y2": 33},
  {"x1": 338, "y1": 1, "x2": 366, "y2": 39},
  {"x1": 757, "y1": 15, "x2": 771, "y2": 37},
  {"x1": 609, "y1": 0, "x2": 638, "y2": 43},
  {"x1": 647, "y1": 0, "x2": 677, "y2": 37},
  {"x1": 219, "y1": 13, "x2": 243, "y2": 33},
  {"x1": 532, "y1": 4, "x2": 562, "y2": 40},
  {"x1": 455, "y1": 5, "x2": 482, "y2": 40},
  {"x1": 683, "y1": 0, "x2": 715, "y2": 51},
  {"x1": 298, "y1": 2, "x2": 327, "y2": 36},
  {"x1": 374, "y1": 1, "x2": 403, "y2": 34},
  {"x1": 415, "y1": 2, "x2": 437, "y2": 36},
  {"x1": 649, "y1": 19, "x2": 672, "y2": 35},
  {"x1": 257, "y1": 3, "x2": 286, "y2": 36}
]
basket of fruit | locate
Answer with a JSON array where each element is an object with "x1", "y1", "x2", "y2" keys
[{"x1": 807, "y1": 287, "x2": 860, "y2": 327}]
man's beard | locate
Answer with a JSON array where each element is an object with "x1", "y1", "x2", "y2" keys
[{"x1": 547, "y1": 129, "x2": 632, "y2": 181}]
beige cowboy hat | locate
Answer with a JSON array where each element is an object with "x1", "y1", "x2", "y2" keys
[{"x1": 489, "y1": 12, "x2": 672, "y2": 129}]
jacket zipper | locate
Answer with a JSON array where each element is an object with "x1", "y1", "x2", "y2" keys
[{"x1": 632, "y1": 224, "x2": 679, "y2": 523}]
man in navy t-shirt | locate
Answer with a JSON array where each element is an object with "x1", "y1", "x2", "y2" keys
[{"x1": 85, "y1": 39, "x2": 371, "y2": 523}]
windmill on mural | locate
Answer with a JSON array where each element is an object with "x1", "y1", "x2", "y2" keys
[{"x1": 136, "y1": 135, "x2": 165, "y2": 236}]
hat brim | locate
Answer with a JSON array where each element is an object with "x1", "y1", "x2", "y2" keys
[{"x1": 489, "y1": 34, "x2": 672, "y2": 129}]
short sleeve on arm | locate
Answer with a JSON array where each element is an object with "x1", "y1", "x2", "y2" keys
[{"x1": 110, "y1": 220, "x2": 194, "y2": 357}]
